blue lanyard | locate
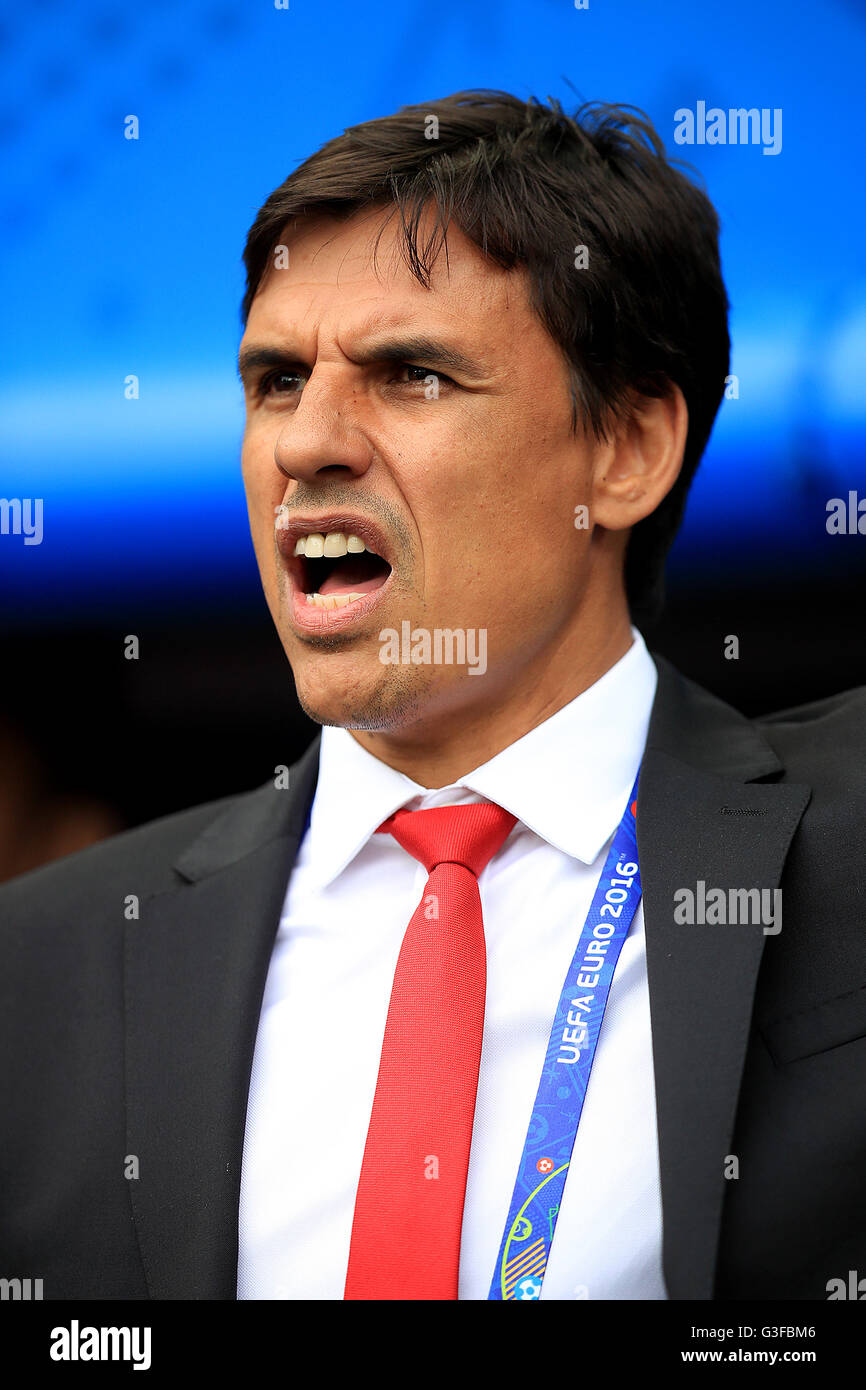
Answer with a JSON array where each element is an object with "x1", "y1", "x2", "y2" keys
[{"x1": 487, "y1": 771, "x2": 642, "y2": 1301}]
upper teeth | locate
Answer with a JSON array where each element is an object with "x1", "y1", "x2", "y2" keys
[{"x1": 292, "y1": 532, "x2": 370, "y2": 558}]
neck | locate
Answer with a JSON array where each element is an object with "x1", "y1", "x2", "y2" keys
[{"x1": 350, "y1": 596, "x2": 635, "y2": 788}]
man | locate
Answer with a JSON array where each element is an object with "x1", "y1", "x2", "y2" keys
[{"x1": 1, "y1": 90, "x2": 863, "y2": 1302}]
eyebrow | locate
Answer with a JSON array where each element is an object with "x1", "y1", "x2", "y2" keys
[{"x1": 237, "y1": 336, "x2": 487, "y2": 383}]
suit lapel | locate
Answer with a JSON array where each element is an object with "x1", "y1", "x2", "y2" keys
[
  {"x1": 124, "y1": 737, "x2": 320, "y2": 1298},
  {"x1": 639, "y1": 657, "x2": 810, "y2": 1299}
]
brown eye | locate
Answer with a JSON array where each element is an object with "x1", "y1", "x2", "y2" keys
[
  {"x1": 262, "y1": 370, "x2": 306, "y2": 396},
  {"x1": 399, "y1": 365, "x2": 453, "y2": 387}
]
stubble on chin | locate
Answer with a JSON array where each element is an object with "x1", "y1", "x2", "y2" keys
[{"x1": 291, "y1": 649, "x2": 437, "y2": 733}]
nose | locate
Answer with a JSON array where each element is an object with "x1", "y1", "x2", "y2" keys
[{"x1": 273, "y1": 370, "x2": 373, "y2": 486}]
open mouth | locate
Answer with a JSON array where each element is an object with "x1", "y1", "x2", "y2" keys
[{"x1": 292, "y1": 531, "x2": 392, "y2": 610}]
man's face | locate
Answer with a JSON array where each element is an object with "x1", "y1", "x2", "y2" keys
[{"x1": 239, "y1": 206, "x2": 606, "y2": 735}]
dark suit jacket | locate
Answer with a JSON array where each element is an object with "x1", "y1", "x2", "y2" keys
[{"x1": 1, "y1": 655, "x2": 864, "y2": 1300}]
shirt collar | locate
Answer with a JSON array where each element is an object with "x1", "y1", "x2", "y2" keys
[{"x1": 304, "y1": 628, "x2": 657, "y2": 889}]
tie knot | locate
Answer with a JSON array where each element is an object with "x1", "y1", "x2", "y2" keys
[{"x1": 376, "y1": 801, "x2": 517, "y2": 878}]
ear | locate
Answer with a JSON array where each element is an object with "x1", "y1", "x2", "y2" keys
[{"x1": 590, "y1": 384, "x2": 689, "y2": 532}]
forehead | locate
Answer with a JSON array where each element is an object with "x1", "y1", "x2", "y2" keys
[{"x1": 244, "y1": 205, "x2": 537, "y2": 348}]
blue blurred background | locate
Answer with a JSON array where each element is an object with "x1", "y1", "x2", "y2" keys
[{"x1": 0, "y1": 0, "x2": 864, "y2": 872}]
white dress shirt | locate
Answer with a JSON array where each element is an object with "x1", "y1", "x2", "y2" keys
[{"x1": 237, "y1": 629, "x2": 667, "y2": 1300}]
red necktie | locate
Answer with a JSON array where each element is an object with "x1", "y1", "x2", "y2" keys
[{"x1": 343, "y1": 800, "x2": 517, "y2": 1301}]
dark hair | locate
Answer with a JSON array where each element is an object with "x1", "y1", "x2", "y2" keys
[{"x1": 242, "y1": 89, "x2": 730, "y2": 624}]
